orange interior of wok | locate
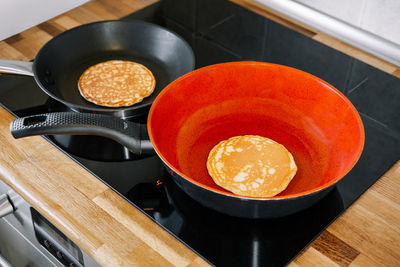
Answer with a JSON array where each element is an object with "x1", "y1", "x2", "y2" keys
[{"x1": 148, "y1": 62, "x2": 365, "y2": 199}]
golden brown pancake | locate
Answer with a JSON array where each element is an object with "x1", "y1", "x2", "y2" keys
[
  {"x1": 206, "y1": 135, "x2": 297, "y2": 197},
  {"x1": 78, "y1": 60, "x2": 156, "y2": 107}
]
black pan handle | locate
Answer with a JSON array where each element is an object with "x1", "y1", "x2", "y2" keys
[{"x1": 10, "y1": 112, "x2": 155, "y2": 155}]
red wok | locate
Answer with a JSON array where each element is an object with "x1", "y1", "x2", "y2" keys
[{"x1": 11, "y1": 62, "x2": 365, "y2": 218}]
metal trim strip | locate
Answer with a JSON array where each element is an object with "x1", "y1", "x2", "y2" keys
[{"x1": 254, "y1": 0, "x2": 400, "y2": 66}]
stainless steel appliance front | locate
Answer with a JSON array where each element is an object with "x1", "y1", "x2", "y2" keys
[{"x1": 0, "y1": 179, "x2": 100, "y2": 267}]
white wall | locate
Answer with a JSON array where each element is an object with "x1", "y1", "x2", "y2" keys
[
  {"x1": 293, "y1": 0, "x2": 400, "y2": 45},
  {"x1": 0, "y1": 0, "x2": 90, "y2": 41}
]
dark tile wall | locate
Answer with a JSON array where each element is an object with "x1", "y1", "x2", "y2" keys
[
  {"x1": 196, "y1": 0, "x2": 267, "y2": 60},
  {"x1": 337, "y1": 114, "x2": 400, "y2": 206},
  {"x1": 163, "y1": 17, "x2": 196, "y2": 48},
  {"x1": 161, "y1": 0, "x2": 267, "y2": 61},
  {"x1": 161, "y1": 0, "x2": 197, "y2": 30},
  {"x1": 194, "y1": 36, "x2": 241, "y2": 67},
  {"x1": 346, "y1": 61, "x2": 400, "y2": 134},
  {"x1": 264, "y1": 21, "x2": 352, "y2": 92}
]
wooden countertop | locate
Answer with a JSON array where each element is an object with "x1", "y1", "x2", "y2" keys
[{"x1": 0, "y1": 0, "x2": 399, "y2": 266}]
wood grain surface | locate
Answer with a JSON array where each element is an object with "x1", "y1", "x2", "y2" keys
[{"x1": 0, "y1": 0, "x2": 399, "y2": 266}]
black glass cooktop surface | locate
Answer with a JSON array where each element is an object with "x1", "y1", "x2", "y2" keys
[{"x1": 1, "y1": 1, "x2": 400, "y2": 266}]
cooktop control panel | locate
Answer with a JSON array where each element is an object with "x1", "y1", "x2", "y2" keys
[{"x1": 32, "y1": 208, "x2": 84, "y2": 267}]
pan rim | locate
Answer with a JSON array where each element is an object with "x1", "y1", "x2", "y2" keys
[
  {"x1": 148, "y1": 61, "x2": 365, "y2": 201},
  {"x1": 32, "y1": 19, "x2": 195, "y2": 113}
]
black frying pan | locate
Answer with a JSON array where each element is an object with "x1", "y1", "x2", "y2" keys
[{"x1": 0, "y1": 20, "x2": 195, "y2": 117}]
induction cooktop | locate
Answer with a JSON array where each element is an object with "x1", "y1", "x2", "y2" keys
[{"x1": 1, "y1": 1, "x2": 399, "y2": 266}]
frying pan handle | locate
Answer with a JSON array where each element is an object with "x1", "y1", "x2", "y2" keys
[
  {"x1": 10, "y1": 112, "x2": 154, "y2": 155},
  {"x1": 0, "y1": 59, "x2": 34, "y2": 76}
]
